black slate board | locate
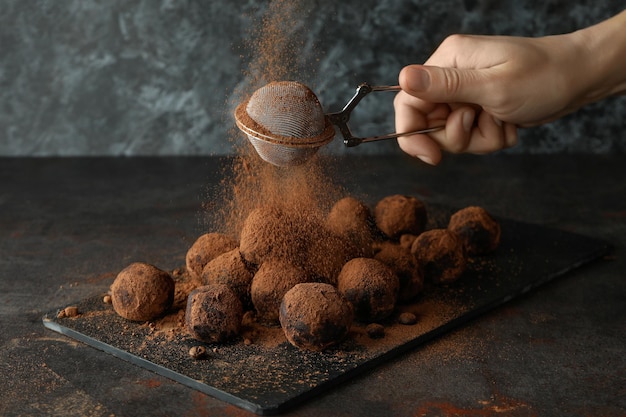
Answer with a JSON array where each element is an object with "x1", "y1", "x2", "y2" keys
[{"x1": 43, "y1": 217, "x2": 610, "y2": 415}]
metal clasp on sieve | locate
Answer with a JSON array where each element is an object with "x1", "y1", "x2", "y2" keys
[{"x1": 327, "y1": 83, "x2": 444, "y2": 147}]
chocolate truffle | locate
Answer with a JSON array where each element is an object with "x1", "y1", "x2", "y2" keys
[
  {"x1": 239, "y1": 205, "x2": 317, "y2": 267},
  {"x1": 280, "y1": 283, "x2": 353, "y2": 351},
  {"x1": 185, "y1": 284, "x2": 243, "y2": 343},
  {"x1": 186, "y1": 233, "x2": 238, "y2": 280},
  {"x1": 448, "y1": 206, "x2": 501, "y2": 255},
  {"x1": 110, "y1": 262, "x2": 174, "y2": 322},
  {"x1": 251, "y1": 259, "x2": 310, "y2": 323},
  {"x1": 399, "y1": 233, "x2": 418, "y2": 250},
  {"x1": 201, "y1": 248, "x2": 254, "y2": 309},
  {"x1": 374, "y1": 195, "x2": 427, "y2": 240},
  {"x1": 374, "y1": 242, "x2": 424, "y2": 302},
  {"x1": 305, "y1": 228, "x2": 355, "y2": 286},
  {"x1": 337, "y1": 258, "x2": 399, "y2": 322},
  {"x1": 326, "y1": 196, "x2": 375, "y2": 257},
  {"x1": 411, "y1": 229, "x2": 467, "y2": 284}
]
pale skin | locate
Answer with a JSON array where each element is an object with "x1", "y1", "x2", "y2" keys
[{"x1": 395, "y1": 10, "x2": 626, "y2": 165}]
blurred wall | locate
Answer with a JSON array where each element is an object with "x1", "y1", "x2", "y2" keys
[{"x1": 1, "y1": 0, "x2": 624, "y2": 156}]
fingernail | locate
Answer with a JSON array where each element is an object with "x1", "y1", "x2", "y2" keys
[
  {"x1": 462, "y1": 110, "x2": 474, "y2": 132},
  {"x1": 405, "y1": 67, "x2": 431, "y2": 92},
  {"x1": 416, "y1": 154, "x2": 435, "y2": 165}
]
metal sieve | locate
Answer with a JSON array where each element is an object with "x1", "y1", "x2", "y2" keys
[{"x1": 234, "y1": 81, "x2": 444, "y2": 167}]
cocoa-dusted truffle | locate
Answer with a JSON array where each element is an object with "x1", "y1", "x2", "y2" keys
[
  {"x1": 337, "y1": 258, "x2": 399, "y2": 322},
  {"x1": 239, "y1": 205, "x2": 318, "y2": 267},
  {"x1": 411, "y1": 229, "x2": 466, "y2": 284},
  {"x1": 201, "y1": 248, "x2": 254, "y2": 309},
  {"x1": 374, "y1": 242, "x2": 424, "y2": 302},
  {"x1": 399, "y1": 234, "x2": 418, "y2": 250},
  {"x1": 326, "y1": 196, "x2": 374, "y2": 257},
  {"x1": 305, "y1": 228, "x2": 354, "y2": 286},
  {"x1": 448, "y1": 206, "x2": 501, "y2": 255},
  {"x1": 374, "y1": 195, "x2": 427, "y2": 240},
  {"x1": 110, "y1": 262, "x2": 174, "y2": 322},
  {"x1": 280, "y1": 283, "x2": 353, "y2": 351},
  {"x1": 186, "y1": 233, "x2": 238, "y2": 280},
  {"x1": 251, "y1": 259, "x2": 310, "y2": 323},
  {"x1": 239, "y1": 206, "x2": 284, "y2": 266},
  {"x1": 185, "y1": 284, "x2": 243, "y2": 343}
]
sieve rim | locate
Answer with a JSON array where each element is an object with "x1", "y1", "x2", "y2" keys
[{"x1": 234, "y1": 100, "x2": 336, "y2": 148}]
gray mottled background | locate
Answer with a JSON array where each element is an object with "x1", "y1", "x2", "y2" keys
[{"x1": 1, "y1": 0, "x2": 624, "y2": 156}]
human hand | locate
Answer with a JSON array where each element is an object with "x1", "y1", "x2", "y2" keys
[{"x1": 394, "y1": 33, "x2": 587, "y2": 164}]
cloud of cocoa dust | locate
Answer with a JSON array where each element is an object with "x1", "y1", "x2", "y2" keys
[{"x1": 209, "y1": 0, "x2": 343, "y2": 239}]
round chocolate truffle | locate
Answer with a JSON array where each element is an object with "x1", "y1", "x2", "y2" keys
[
  {"x1": 251, "y1": 259, "x2": 310, "y2": 323},
  {"x1": 110, "y1": 262, "x2": 174, "y2": 322},
  {"x1": 337, "y1": 258, "x2": 399, "y2": 322},
  {"x1": 374, "y1": 242, "x2": 424, "y2": 302},
  {"x1": 374, "y1": 195, "x2": 427, "y2": 240},
  {"x1": 399, "y1": 233, "x2": 418, "y2": 250},
  {"x1": 201, "y1": 248, "x2": 254, "y2": 309},
  {"x1": 239, "y1": 205, "x2": 317, "y2": 267},
  {"x1": 305, "y1": 228, "x2": 355, "y2": 286},
  {"x1": 185, "y1": 284, "x2": 243, "y2": 343},
  {"x1": 326, "y1": 196, "x2": 375, "y2": 257},
  {"x1": 410, "y1": 229, "x2": 466, "y2": 284},
  {"x1": 448, "y1": 206, "x2": 501, "y2": 255},
  {"x1": 186, "y1": 233, "x2": 238, "y2": 280},
  {"x1": 280, "y1": 283, "x2": 353, "y2": 351}
]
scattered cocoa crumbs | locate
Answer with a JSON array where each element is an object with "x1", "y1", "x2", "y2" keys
[
  {"x1": 366, "y1": 323, "x2": 385, "y2": 339},
  {"x1": 398, "y1": 312, "x2": 418, "y2": 325}
]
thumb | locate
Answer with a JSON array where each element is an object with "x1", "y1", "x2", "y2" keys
[{"x1": 399, "y1": 65, "x2": 489, "y2": 105}]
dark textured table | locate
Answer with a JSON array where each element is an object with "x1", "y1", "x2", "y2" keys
[{"x1": 1, "y1": 155, "x2": 625, "y2": 417}]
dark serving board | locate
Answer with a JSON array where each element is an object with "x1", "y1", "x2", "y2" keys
[{"x1": 43, "y1": 216, "x2": 610, "y2": 415}]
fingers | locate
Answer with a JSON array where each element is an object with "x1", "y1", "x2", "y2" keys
[
  {"x1": 399, "y1": 65, "x2": 494, "y2": 107},
  {"x1": 396, "y1": 103, "x2": 519, "y2": 163},
  {"x1": 462, "y1": 112, "x2": 518, "y2": 154},
  {"x1": 397, "y1": 133, "x2": 443, "y2": 166},
  {"x1": 394, "y1": 91, "x2": 447, "y2": 165}
]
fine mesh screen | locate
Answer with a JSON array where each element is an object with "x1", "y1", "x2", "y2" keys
[
  {"x1": 246, "y1": 81, "x2": 326, "y2": 140},
  {"x1": 234, "y1": 81, "x2": 335, "y2": 166}
]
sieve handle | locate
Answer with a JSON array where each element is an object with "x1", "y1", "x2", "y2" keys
[{"x1": 326, "y1": 83, "x2": 444, "y2": 147}]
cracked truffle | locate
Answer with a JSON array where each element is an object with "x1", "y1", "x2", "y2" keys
[
  {"x1": 185, "y1": 284, "x2": 243, "y2": 343},
  {"x1": 110, "y1": 262, "x2": 174, "y2": 322},
  {"x1": 280, "y1": 283, "x2": 353, "y2": 351}
]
